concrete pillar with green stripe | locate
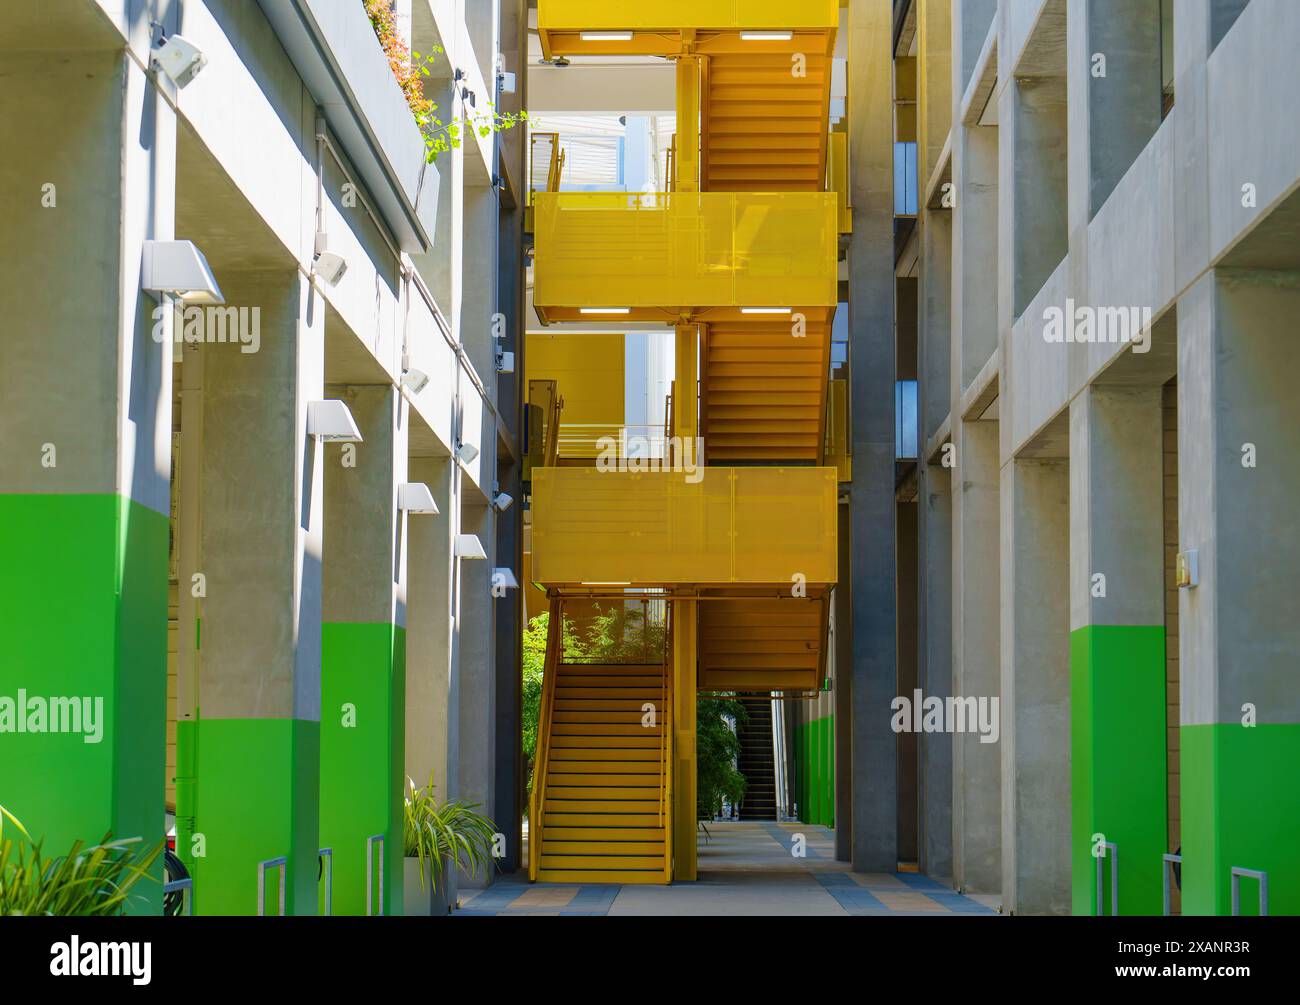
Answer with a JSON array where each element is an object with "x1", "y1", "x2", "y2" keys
[
  {"x1": 0, "y1": 45, "x2": 173, "y2": 914},
  {"x1": 1177, "y1": 271, "x2": 1300, "y2": 916},
  {"x1": 176, "y1": 271, "x2": 324, "y2": 915},
  {"x1": 321, "y1": 384, "x2": 407, "y2": 916},
  {"x1": 1069, "y1": 384, "x2": 1168, "y2": 916}
]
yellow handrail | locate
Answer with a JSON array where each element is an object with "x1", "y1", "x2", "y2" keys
[
  {"x1": 528, "y1": 597, "x2": 564, "y2": 881},
  {"x1": 662, "y1": 607, "x2": 674, "y2": 883}
]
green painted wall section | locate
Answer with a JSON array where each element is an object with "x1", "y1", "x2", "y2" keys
[
  {"x1": 176, "y1": 717, "x2": 320, "y2": 915},
  {"x1": 1182, "y1": 723, "x2": 1300, "y2": 916},
  {"x1": 0, "y1": 493, "x2": 167, "y2": 914},
  {"x1": 1070, "y1": 625, "x2": 1167, "y2": 916},
  {"x1": 320, "y1": 622, "x2": 406, "y2": 916},
  {"x1": 794, "y1": 715, "x2": 834, "y2": 827}
]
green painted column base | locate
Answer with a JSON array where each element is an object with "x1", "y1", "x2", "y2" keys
[
  {"x1": 177, "y1": 717, "x2": 320, "y2": 915},
  {"x1": 320, "y1": 622, "x2": 405, "y2": 916},
  {"x1": 1182, "y1": 723, "x2": 1300, "y2": 916},
  {"x1": 0, "y1": 493, "x2": 167, "y2": 915},
  {"x1": 1070, "y1": 625, "x2": 1167, "y2": 916}
]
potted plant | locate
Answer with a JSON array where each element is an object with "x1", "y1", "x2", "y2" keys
[
  {"x1": 402, "y1": 775, "x2": 497, "y2": 916},
  {"x1": 1, "y1": 804, "x2": 164, "y2": 916}
]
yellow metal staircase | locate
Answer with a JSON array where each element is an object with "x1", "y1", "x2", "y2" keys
[
  {"x1": 528, "y1": 0, "x2": 841, "y2": 885},
  {"x1": 530, "y1": 602, "x2": 673, "y2": 884}
]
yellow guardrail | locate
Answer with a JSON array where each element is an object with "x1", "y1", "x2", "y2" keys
[
  {"x1": 533, "y1": 191, "x2": 838, "y2": 313},
  {"x1": 531, "y1": 466, "x2": 838, "y2": 587},
  {"x1": 539, "y1": 0, "x2": 839, "y2": 32}
]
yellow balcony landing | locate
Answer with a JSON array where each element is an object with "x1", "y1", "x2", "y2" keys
[
  {"x1": 530, "y1": 466, "x2": 837, "y2": 589},
  {"x1": 533, "y1": 191, "x2": 837, "y2": 321}
]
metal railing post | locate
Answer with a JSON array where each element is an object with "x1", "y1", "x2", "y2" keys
[
  {"x1": 319, "y1": 848, "x2": 333, "y2": 917},
  {"x1": 1162, "y1": 853, "x2": 1182, "y2": 916},
  {"x1": 1231, "y1": 867, "x2": 1268, "y2": 916},
  {"x1": 1094, "y1": 842, "x2": 1118, "y2": 916},
  {"x1": 366, "y1": 834, "x2": 385, "y2": 916},
  {"x1": 256, "y1": 856, "x2": 288, "y2": 916},
  {"x1": 163, "y1": 877, "x2": 194, "y2": 917}
]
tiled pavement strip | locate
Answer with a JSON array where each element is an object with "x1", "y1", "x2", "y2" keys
[{"x1": 457, "y1": 821, "x2": 999, "y2": 917}]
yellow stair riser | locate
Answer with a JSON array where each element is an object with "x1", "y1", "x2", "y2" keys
[
  {"x1": 544, "y1": 841, "x2": 665, "y2": 856},
  {"x1": 541, "y1": 856, "x2": 664, "y2": 870},
  {"x1": 537, "y1": 870, "x2": 667, "y2": 885}
]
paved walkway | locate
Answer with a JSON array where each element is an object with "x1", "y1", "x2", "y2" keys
[{"x1": 458, "y1": 821, "x2": 999, "y2": 916}]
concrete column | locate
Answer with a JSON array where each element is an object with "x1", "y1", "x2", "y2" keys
[
  {"x1": 1007, "y1": 76, "x2": 1068, "y2": 318},
  {"x1": 951, "y1": 123, "x2": 998, "y2": 393},
  {"x1": 1177, "y1": 270, "x2": 1300, "y2": 915},
  {"x1": 846, "y1": 0, "x2": 898, "y2": 874},
  {"x1": 183, "y1": 270, "x2": 324, "y2": 915},
  {"x1": 405, "y1": 456, "x2": 456, "y2": 797},
  {"x1": 916, "y1": 0, "x2": 952, "y2": 194},
  {"x1": 950, "y1": 419, "x2": 1000, "y2": 892},
  {"x1": 0, "y1": 46, "x2": 173, "y2": 913},
  {"x1": 1000, "y1": 456, "x2": 1071, "y2": 915},
  {"x1": 457, "y1": 500, "x2": 496, "y2": 887},
  {"x1": 918, "y1": 463, "x2": 953, "y2": 879},
  {"x1": 1069, "y1": 386, "x2": 1167, "y2": 915},
  {"x1": 1080, "y1": 1, "x2": 1162, "y2": 219},
  {"x1": 321, "y1": 385, "x2": 407, "y2": 915}
]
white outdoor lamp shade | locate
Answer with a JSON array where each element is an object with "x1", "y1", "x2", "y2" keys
[
  {"x1": 398, "y1": 483, "x2": 439, "y2": 514},
  {"x1": 141, "y1": 240, "x2": 224, "y2": 304},
  {"x1": 307, "y1": 400, "x2": 363, "y2": 442},
  {"x1": 455, "y1": 534, "x2": 487, "y2": 560},
  {"x1": 491, "y1": 568, "x2": 519, "y2": 589}
]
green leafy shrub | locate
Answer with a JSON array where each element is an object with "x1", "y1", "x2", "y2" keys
[
  {"x1": 403, "y1": 776, "x2": 497, "y2": 892},
  {"x1": 0, "y1": 804, "x2": 163, "y2": 916}
]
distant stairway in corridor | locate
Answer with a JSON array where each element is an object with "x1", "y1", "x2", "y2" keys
[{"x1": 737, "y1": 697, "x2": 777, "y2": 821}]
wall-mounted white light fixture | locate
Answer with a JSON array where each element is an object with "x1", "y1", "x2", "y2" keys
[
  {"x1": 456, "y1": 534, "x2": 487, "y2": 560},
  {"x1": 456, "y1": 442, "x2": 479, "y2": 465},
  {"x1": 495, "y1": 350, "x2": 515, "y2": 373},
  {"x1": 1176, "y1": 549, "x2": 1199, "y2": 589},
  {"x1": 307, "y1": 400, "x2": 363, "y2": 442},
  {"x1": 492, "y1": 491, "x2": 514, "y2": 513},
  {"x1": 142, "y1": 240, "x2": 224, "y2": 304},
  {"x1": 313, "y1": 233, "x2": 348, "y2": 286},
  {"x1": 740, "y1": 31, "x2": 793, "y2": 41},
  {"x1": 398, "y1": 482, "x2": 439, "y2": 514},
  {"x1": 491, "y1": 568, "x2": 520, "y2": 589},
  {"x1": 400, "y1": 368, "x2": 430, "y2": 394},
  {"x1": 152, "y1": 33, "x2": 207, "y2": 87}
]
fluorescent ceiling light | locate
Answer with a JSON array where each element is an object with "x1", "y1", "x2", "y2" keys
[
  {"x1": 581, "y1": 581, "x2": 632, "y2": 586},
  {"x1": 740, "y1": 31, "x2": 793, "y2": 41},
  {"x1": 398, "y1": 483, "x2": 439, "y2": 514},
  {"x1": 306, "y1": 400, "x2": 363, "y2": 442},
  {"x1": 141, "y1": 240, "x2": 224, "y2": 304},
  {"x1": 581, "y1": 31, "x2": 633, "y2": 41},
  {"x1": 580, "y1": 307, "x2": 631, "y2": 315},
  {"x1": 741, "y1": 307, "x2": 792, "y2": 314}
]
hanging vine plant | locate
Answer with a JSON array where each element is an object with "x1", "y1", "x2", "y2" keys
[{"x1": 364, "y1": 0, "x2": 526, "y2": 162}]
